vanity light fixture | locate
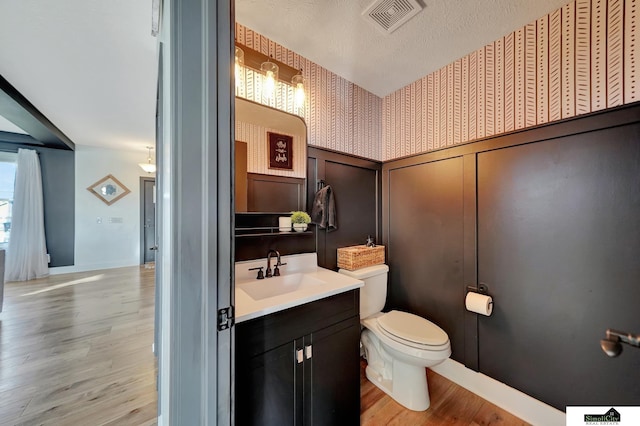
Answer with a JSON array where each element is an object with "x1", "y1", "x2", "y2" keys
[
  {"x1": 234, "y1": 42, "x2": 306, "y2": 109},
  {"x1": 260, "y1": 56, "x2": 279, "y2": 100},
  {"x1": 138, "y1": 146, "x2": 156, "y2": 174},
  {"x1": 292, "y1": 70, "x2": 305, "y2": 110}
]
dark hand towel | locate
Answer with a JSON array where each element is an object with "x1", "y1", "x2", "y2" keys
[{"x1": 311, "y1": 185, "x2": 338, "y2": 231}]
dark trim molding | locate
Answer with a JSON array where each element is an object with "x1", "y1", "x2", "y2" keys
[
  {"x1": 462, "y1": 154, "x2": 478, "y2": 371},
  {"x1": 0, "y1": 74, "x2": 75, "y2": 150},
  {"x1": 139, "y1": 176, "x2": 156, "y2": 265}
]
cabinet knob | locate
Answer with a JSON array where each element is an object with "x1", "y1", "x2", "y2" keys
[{"x1": 296, "y1": 349, "x2": 304, "y2": 364}]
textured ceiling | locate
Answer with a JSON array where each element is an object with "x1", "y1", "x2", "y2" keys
[
  {"x1": 0, "y1": 0, "x2": 572, "y2": 149},
  {"x1": 236, "y1": 0, "x2": 573, "y2": 97}
]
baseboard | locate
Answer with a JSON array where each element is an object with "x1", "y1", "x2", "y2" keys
[
  {"x1": 49, "y1": 261, "x2": 141, "y2": 275},
  {"x1": 430, "y1": 359, "x2": 565, "y2": 426}
]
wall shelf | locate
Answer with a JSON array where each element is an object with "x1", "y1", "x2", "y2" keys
[{"x1": 235, "y1": 226, "x2": 312, "y2": 238}]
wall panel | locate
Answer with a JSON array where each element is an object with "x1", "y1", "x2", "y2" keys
[
  {"x1": 477, "y1": 122, "x2": 640, "y2": 409},
  {"x1": 383, "y1": 102, "x2": 640, "y2": 412},
  {"x1": 386, "y1": 157, "x2": 465, "y2": 363},
  {"x1": 307, "y1": 147, "x2": 381, "y2": 271}
]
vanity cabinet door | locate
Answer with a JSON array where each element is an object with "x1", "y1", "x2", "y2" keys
[
  {"x1": 235, "y1": 290, "x2": 360, "y2": 425},
  {"x1": 236, "y1": 339, "x2": 303, "y2": 426},
  {"x1": 305, "y1": 316, "x2": 361, "y2": 426}
]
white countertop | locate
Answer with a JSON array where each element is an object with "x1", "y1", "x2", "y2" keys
[{"x1": 235, "y1": 253, "x2": 363, "y2": 323}]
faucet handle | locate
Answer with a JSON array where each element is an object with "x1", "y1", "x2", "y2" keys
[
  {"x1": 248, "y1": 266, "x2": 264, "y2": 280},
  {"x1": 273, "y1": 260, "x2": 287, "y2": 277}
]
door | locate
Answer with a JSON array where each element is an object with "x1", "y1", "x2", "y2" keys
[{"x1": 140, "y1": 177, "x2": 156, "y2": 264}]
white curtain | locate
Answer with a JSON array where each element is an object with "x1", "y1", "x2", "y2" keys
[{"x1": 5, "y1": 149, "x2": 49, "y2": 281}]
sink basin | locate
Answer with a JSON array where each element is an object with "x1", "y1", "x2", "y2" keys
[{"x1": 238, "y1": 273, "x2": 326, "y2": 300}]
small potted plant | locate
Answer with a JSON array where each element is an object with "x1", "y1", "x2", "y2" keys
[{"x1": 290, "y1": 211, "x2": 311, "y2": 232}]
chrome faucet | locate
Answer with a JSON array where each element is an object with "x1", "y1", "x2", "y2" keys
[{"x1": 266, "y1": 249, "x2": 286, "y2": 278}]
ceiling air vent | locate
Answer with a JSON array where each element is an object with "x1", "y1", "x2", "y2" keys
[{"x1": 362, "y1": 0, "x2": 423, "y2": 34}]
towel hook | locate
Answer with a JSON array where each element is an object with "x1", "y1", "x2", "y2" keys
[{"x1": 317, "y1": 179, "x2": 325, "y2": 191}]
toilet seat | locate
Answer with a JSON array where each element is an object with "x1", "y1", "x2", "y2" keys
[{"x1": 377, "y1": 310, "x2": 449, "y2": 350}]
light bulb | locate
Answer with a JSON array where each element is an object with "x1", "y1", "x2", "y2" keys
[
  {"x1": 234, "y1": 46, "x2": 244, "y2": 90},
  {"x1": 295, "y1": 82, "x2": 305, "y2": 109},
  {"x1": 291, "y1": 72, "x2": 306, "y2": 111},
  {"x1": 260, "y1": 59, "x2": 279, "y2": 101},
  {"x1": 264, "y1": 70, "x2": 276, "y2": 99}
]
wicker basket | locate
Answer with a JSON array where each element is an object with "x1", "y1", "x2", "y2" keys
[{"x1": 337, "y1": 245, "x2": 385, "y2": 271}]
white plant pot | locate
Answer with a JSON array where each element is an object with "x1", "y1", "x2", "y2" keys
[
  {"x1": 279, "y1": 217, "x2": 292, "y2": 232},
  {"x1": 293, "y1": 223, "x2": 308, "y2": 232}
]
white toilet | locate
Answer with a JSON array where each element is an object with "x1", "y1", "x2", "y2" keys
[{"x1": 339, "y1": 264, "x2": 451, "y2": 411}]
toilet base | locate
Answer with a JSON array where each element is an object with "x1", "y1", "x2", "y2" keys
[{"x1": 365, "y1": 361, "x2": 431, "y2": 411}]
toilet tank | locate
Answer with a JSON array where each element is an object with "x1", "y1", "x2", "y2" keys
[{"x1": 339, "y1": 264, "x2": 389, "y2": 319}]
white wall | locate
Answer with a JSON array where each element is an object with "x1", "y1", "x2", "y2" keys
[{"x1": 51, "y1": 145, "x2": 155, "y2": 274}]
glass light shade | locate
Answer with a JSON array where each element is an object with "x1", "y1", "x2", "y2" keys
[
  {"x1": 139, "y1": 162, "x2": 157, "y2": 173},
  {"x1": 234, "y1": 46, "x2": 245, "y2": 89},
  {"x1": 292, "y1": 73, "x2": 306, "y2": 110},
  {"x1": 139, "y1": 146, "x2": 156, "y2": 173},
  {"x1": 260, "y1": 60, "x2": 279, "y2": 100}
]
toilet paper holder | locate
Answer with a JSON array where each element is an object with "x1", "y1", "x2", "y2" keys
[{"x1": 467, "y1": 283, "x2": 489, "y2": 295}]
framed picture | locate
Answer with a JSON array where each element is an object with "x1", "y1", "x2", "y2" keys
[
  {"x1": 268, "y1": 132, "x2": 293, "y2": 170},
  {"x1": 87, "y1": 174, "x2": 131, "y2": 206}
]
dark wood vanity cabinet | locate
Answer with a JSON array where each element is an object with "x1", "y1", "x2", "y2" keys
[{"x1": 235, "y1": 290, "x2": 361, "y2": 426}]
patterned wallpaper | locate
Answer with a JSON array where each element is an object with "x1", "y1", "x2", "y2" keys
[
  {"x1": 383, "y1": 0, "x2": 639, "y2": 161},
  {"x1": 238, "y1": 0, "x2": 638, "y2": 162},
  {"x1": 236, "y1": 120, "x2": 306, "y2": 178},
  {"x1": 235, "y1": 24, "x2": 383, "y2": 161}
]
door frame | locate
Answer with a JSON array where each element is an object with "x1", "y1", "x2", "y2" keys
[
  {"x1": 139, "y1": 176, "x2": 156, "y2": 265},
  {"x1": 159, "y1": 0, "x2": 234, "y2": 424}
]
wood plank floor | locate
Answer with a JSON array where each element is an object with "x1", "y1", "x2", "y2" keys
[
  {"x1": 0, "y1": 266, "x2": 157, "y2": 426},
  {"x1": 1, "y1": 266, "x2": 528, "y2": 425},
  {"x1": 360, "y1": 360, "x2": 529, "y2": 425}
]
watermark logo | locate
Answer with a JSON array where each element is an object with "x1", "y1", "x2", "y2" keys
[
  {"x1": 584, "y1": 408, "x2": 621, "y2": 424},
  {"x1": 567, "y1": 406, "x2": 639, "y2": 426}
]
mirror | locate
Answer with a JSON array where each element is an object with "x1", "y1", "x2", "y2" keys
[{"x1": 235, "y1": 97, "x2": 307, "y2": 213}]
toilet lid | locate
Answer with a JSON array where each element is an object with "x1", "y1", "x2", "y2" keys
[{"x1": 377, "y1": 310, "x2": 448, "y2": 346}]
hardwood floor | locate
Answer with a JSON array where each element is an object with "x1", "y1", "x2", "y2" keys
[
  {"x1": 1, "y1": 266, "x2": 527, "y2": 425},
  {"x1": 360, "y1": 360, "x2": 530, "y2": 425},
  {"x1": 0, "y1": 266, "x2": 157, "y2": 426}
]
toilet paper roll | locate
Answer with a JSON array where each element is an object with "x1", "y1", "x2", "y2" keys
[
  {"x1": 278, "y1": 216, "x2": 292, "y2": 232},
  {"x1": 465, "y1": 292, "x2": 493, "y2": 316}
]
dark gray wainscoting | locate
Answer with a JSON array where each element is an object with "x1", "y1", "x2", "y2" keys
[
  {"x1": 382, "y1": 101, "x2": 640, "y2": 411},
  {"x1": 386, "y1": 157, "x2": 466, "y2": 362},
  {"x1": 307, "y1": 147, "x2": 382, "y2": 271},
  {"x1": 477, "y1": 123, "x2": 640, "y2": 409},
  {"x1": 246, "y1": 173, "x2": 305, "y2": 212}
]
